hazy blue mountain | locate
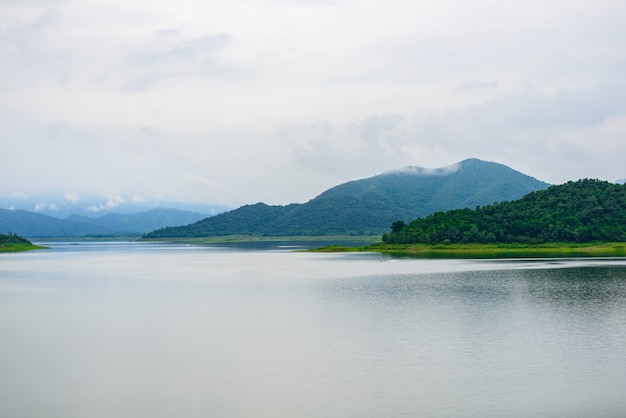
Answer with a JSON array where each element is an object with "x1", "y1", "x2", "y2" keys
[
  {"x1": 65, "y1": 207, "x2": 208, "y2": 234},
  {"x1": 0, "y1": 209, "x2": 112, "y2": 237},
  {"x1": 145, "y1": 159, "x2": 550, "y2": 238},
  {"x1": 0, "y1": 207, "x2": 209, "y2": 238},
  {"x1": 0, "y1": 194, "x2": 228, "y2": 219}
]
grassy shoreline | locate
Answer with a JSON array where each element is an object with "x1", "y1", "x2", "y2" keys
[
  {"x1": 0, "y1": 233, "x2": 47, "y2": 253},
  {"x1": 139, "y1": 235, "x2": 380, "y2": 245},
  {"x1": 0, "y1": 243, "x2": 48, "y2": 253},
  {"x1": 310, "y1": 242, "x2": 626, "y2": 258}
]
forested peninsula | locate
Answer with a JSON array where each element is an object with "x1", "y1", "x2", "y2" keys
[
  {"x1": 375, "y1": 179, "x2": 626, "y2": 250},
  {"x1": 0, "y1": 233, "x2": 45, "y2": 252}
]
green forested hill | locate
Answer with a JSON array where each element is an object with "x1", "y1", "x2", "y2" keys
[
  {"x1": 0, "y1": 232, "x2": 33, "y2": 245},
  {"x1": 384, "y1": 179, "x2": 626, "y2": 244},
  {"x1": 145, "y1": 159, "x2": 550, "y2": 238},
  {"x1": 0, "y1": 232, "x2": 40, "y2": 252}
]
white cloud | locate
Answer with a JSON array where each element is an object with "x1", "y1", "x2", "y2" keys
[
  {"x1": 387, "y1": 163, "x2": 461, "y2": 177},
  {"x1": 87, "y1": 193, "x2": 126, "y2": 212},
  {"x1": 64, "y1": 192, "x2": 80, "y2": 204},
  {"x1": 34, "y1": 202, "x2": 58, "y2": 212},
  {"x1": 9, "y1": 192, "x2": 28, "y2": 200}
]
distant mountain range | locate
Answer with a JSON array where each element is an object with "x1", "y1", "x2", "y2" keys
[
  {"x1": 0, "y1": 194, "x2": 228, "y2": 219},
  {"x1": 145, "y1": 159, "x2": 551, "y2": 238},
  {"x1": 0, "y1": 207, "x2": 208, "y2": 238}
]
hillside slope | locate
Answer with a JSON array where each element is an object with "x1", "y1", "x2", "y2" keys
[
  {"x1": 384, "y1": 178, "x2": 626, "y2": 244},
  {"x1": 145, "y1": 159, "x2": 550, "y2": 238}
]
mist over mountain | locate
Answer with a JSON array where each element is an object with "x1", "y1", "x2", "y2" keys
[
  {"x1": 145, "y1": 159, "x2": 550, "y2": 238},
  {"x1": 0, "y1": 194, "x2": 228, "y2": 219},
  {"x1": 0, "y1": 208, "x2": 209, "y2": 238}
]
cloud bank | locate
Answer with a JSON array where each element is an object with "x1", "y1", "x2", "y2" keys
[{"x1": 1, "y1": 0, "x2": 625, "y2": 209}]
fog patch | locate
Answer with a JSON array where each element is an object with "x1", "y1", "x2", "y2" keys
[{"x1": 385, "y1": 162, "x2": 461, "y2": 176}]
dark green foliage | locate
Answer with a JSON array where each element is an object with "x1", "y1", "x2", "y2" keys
[
  {"x1": 383, "y1": 179, "x2": 626, "y2": 244},
  {"x1": 0, "y1": 232, "x2": 33, "y2": 245},
  {"x1": 145, "y1": 159, "x2": 550, "y2": 238}
]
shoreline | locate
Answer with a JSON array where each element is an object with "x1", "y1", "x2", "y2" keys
[
  {"x1": 138, "y1": 235, "x2": 380, "y2": 245},
  {"x1": 309, "y1": 242, "x2": 626, "y2": 258},
  {"x1": 0, "y1": 244, "x2": 48, "y2": 253}
]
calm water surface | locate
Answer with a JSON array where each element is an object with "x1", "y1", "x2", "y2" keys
[{"x1": 1, "y1": 242, "x2": 626, "y2": 417}]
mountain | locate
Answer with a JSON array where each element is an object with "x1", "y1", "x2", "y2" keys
[
  {"x1": 0, "y1": 193, "x2": 228, "y2": 219},
  {"x1": 65, "y1": 208, "x2": 208, "y2": 234},
  {"x1": 0, "y1": 209, "x2": 112, "y2": 237},
  {"x1": 0, "y1": 207, "x2": 209, "y2": 238},
  {"x1": 384, "y1": 178, "x2": 626, "y2": 244},
  {"x1": 145, "y1": 159, "x2": 550, "y2": 238}
]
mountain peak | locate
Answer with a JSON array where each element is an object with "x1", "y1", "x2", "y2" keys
[
  {"x1": 382, "y1": 158, "x2": 500, "y2": 177},
  {"x1": 384, "y1": 162, "x2": 462, "y2": 177},
  {"x1": 145, "y1": 159, "x2": 550, "y2": 238}
]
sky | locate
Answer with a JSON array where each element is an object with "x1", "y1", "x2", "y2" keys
[{"x1": 2, "y1": 0, "x2": 626, "y2": 214}]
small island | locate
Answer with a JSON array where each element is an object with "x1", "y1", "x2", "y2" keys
[{"x1": 0, "y1": 233, "x2": 46, "y2": 252}]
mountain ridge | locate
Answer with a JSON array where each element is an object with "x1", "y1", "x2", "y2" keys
[
  {"x1": 0, "y1": 207, "x2": 208, "y2": 238},
  {"x1": 145, "y1": 159, "x2": 550, "y2": 238}
]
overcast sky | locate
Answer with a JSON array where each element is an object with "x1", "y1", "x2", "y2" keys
[{"x1": 2, "y1": 0, "x2": 625, "y2": 212}]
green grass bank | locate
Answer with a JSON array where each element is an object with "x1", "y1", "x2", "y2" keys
[{"x1": 310, "y1": 242, "x2": 626, "y2": 258}]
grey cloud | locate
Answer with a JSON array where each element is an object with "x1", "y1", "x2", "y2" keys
[
  {"x1": 0, "y1": 9, "x2": 71, "y2": 87},
  {"x1": 473, "y1": 83, "x2": 626, "y2": 128},
  {"x1": 283, "y1": 115, "x2": 419, "y2": 181},
  {"x1": 283, "y1": 80, "x2": 626, "y2": 187},
  {"x1": 126, "y1": 32, "x2": 231, "y2": 72},
  {"x1": 121, "y1": 32, "x2": 231, "y2": 90},
  {"x1": 351, "y1": 114, "x2": 406, "y2": 143},
  {"x1": 121, "y1": 74, "x2": 160, "y2": 92},
  {"x1": 169, "y1": 33, "x2": 231, "y2": 58},
  {"x1": 139, "y1": 125, "x2": 162, "y2": 137},
  {"x1": 457, "y1": 81, "x2": 498, "y2": 92},
  {"x1": 2, "y1": 0, "x2": 625, "y2": 208}
]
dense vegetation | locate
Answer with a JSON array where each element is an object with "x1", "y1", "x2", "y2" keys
[
  {"x1": 0, "y1": 232, "x2": 40, "y2": 252},
  {"x1": 0, "y1": 232, "x2": 32, "y2": 245},
  {"x1": 383, "y1": 179, "x2": 626, "y2": 244},
  {"x1": 145, "y1": 159, "x2": 549, "y2": 238}
]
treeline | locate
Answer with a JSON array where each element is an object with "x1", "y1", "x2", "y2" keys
[
  {"x1": 383, "y1": 179, "x2": 626, "y2": 244},
  {"x1": 0, "y1": 232, "x2": 33, "y2": 245}
]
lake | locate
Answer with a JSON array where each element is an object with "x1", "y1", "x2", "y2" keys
[{"x1": 1, "y1": 241, "x2": 626, "y2": 417}]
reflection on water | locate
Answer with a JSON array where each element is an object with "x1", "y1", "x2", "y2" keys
[{"x1": 1, "y1": 242, "x2": 626, "y2": 417}]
